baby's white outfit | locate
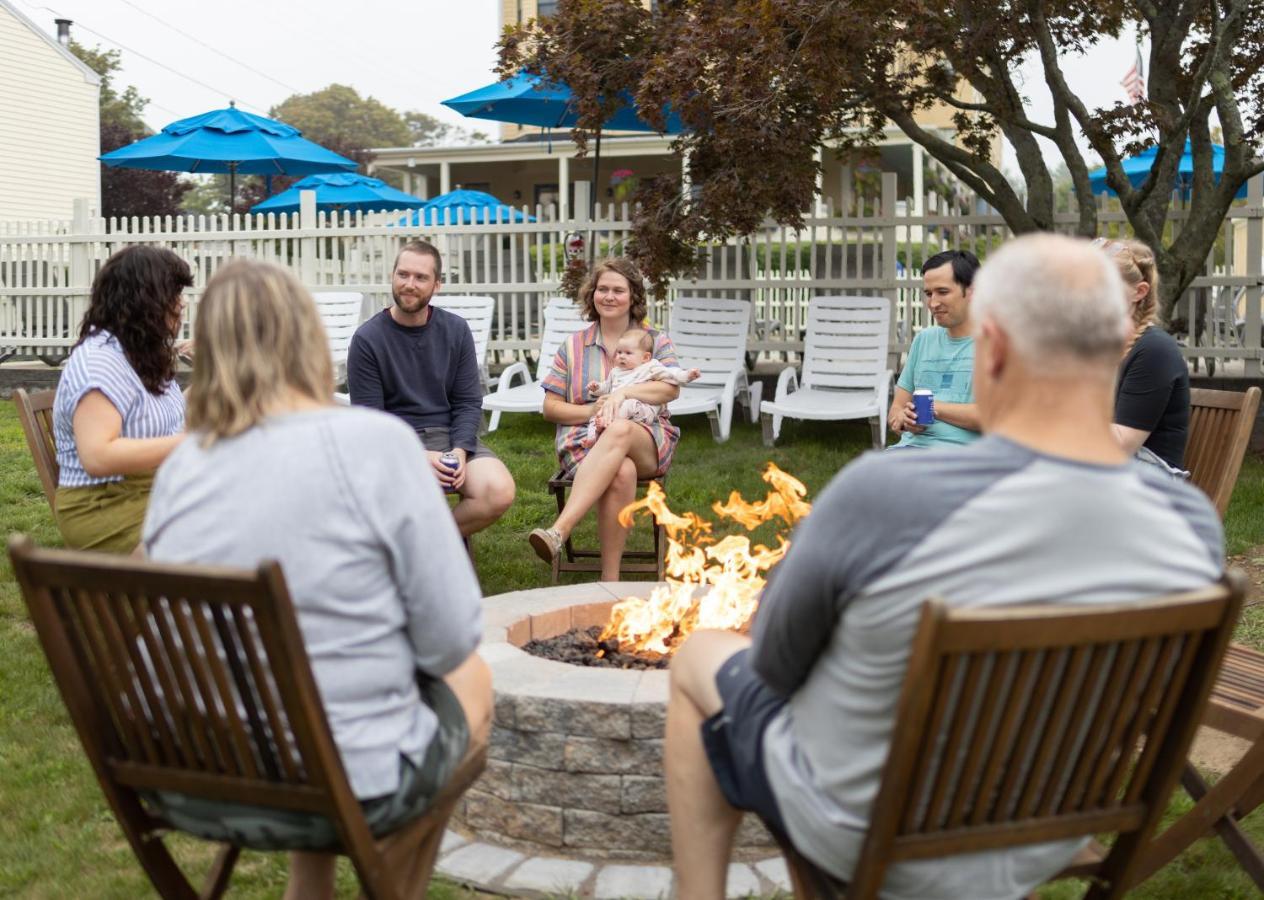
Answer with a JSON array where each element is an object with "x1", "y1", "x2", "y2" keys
[{"x1": 585, "y1": 359, "x2": 693, "y2": 443}]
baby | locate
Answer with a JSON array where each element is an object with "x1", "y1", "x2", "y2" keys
[{"x1": 584, "y1": 328, "x2": 700, "y2": 444}]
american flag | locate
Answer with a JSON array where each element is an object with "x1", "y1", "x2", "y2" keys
[{"x1": 1121, "y1": 45, "x2": 1146, "y2": 104}]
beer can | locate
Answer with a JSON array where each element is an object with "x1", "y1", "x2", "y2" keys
[
  {"x1": 913, "y1": 389, "x2": 935, "y2": 426},
  {"x1": 439, "y1": 452, "x2": 459, "y2": 492}
]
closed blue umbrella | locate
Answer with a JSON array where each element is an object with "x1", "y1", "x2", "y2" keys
[
  {"x1": 100, "y1": 104, "x2": 358, "y2": 214},
  {"x1": 442, "y1": 73, "x2": 682, "y2": 218},
  {"x1": 1088, "y1": 140, "x2": 1245, "y2": 199},
  {"x1": 397, "y1": 189, "x2": 535, "y2": 226},
  {"x1": 251, "y1": 173, "x2": 425, "y2": 215}
]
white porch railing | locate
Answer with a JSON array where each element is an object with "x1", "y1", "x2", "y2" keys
[{"x1": 1, "y1": 173, "x2": 1261, "y2": 376}]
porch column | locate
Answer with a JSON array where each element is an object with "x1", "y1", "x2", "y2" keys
[
  {"x1": 815, "y1": 146, "x2": 825, "y2": 215},
  {"x1": 401, "y1": 171, "x2": 412, "y2": 196},
  {"x1": 911, "y1": 143, "x2": 925, "y2": 242},
  {"x1": 559, "y1": 153, "x2": 570, "y2": 220},
  {"x1": 440, "y1": 161, "x2": 451, "y2": 195}
]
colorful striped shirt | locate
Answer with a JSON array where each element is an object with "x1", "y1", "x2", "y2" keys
[
  {"x1": 541, "y1": 323, "x2": 680, "y2": 477},
  {"x1": 53, "y1": 330, "x2": 185, "y2": 487}
]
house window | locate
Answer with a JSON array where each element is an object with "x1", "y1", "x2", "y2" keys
[
  {"x1": 537, "y1": 0, "x2": 559, "y2": 16},
  {"x1": 535, "y1": 183, "x2": 559, "y2": 212}
]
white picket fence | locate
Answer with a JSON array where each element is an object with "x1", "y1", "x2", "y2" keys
[{"x1": 2, "y1": 174, "x2": 1261, "y2": 376}]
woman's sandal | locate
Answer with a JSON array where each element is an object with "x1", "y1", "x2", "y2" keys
[{"x1": 528, "y1": 527, "x2": 564, "y2": 564}]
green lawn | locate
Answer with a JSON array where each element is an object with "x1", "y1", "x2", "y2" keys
[{"x1": 1, "y1": 402, "x2": 1262, "y2": 897}]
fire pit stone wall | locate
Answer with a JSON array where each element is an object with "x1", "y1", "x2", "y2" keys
[{"x1": 459, "y1": 582, "x2": 775, "y2": 862}]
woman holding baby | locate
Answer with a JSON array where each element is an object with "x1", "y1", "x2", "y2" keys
[{"x1": 529, "y1": 257, "x2": 692, "y2": 580}]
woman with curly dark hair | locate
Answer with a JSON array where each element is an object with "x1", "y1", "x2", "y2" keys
[
  {"x1": 529, "y1": 257, "x2": 682, "y2": 580},
  {"x1": 51, "y1": 244, "x2": 192, "y2": 551}
]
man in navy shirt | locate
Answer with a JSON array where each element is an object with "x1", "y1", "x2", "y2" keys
[{"x1": 348, "y1": 240, "x2": 514, "y2": 537}]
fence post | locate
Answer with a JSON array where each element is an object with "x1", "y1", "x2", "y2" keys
[
  {"x1": 69, "y1": 198, "x2": 94, "y2": 331},
  {"x1": 299, "y1": 189, "x2": 317, "y2": 288},
  {"x1": 1245, "y1": 174, "x2": 1262, "y2": 377},
  {"x1": 881, "y1": 172, "x2": 900, "y2": 371}
]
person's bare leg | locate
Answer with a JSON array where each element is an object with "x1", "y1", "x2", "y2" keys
[
  {"x1": 284, "y1": 852, "x2": 336, "y2": 900},
  {"x1": 551, "y1": 421, "x2": 656, "y2": 537},
  {"x1": 453, "y1": 457, "x2": 515, "y2": 537},
  {"x1": 666, "y1": 630, "x2": 753, "y2": 900},
  {"x1": 443, "y1": 651, "x2": 493, "y2": 756},
  {"x1": 596, "y1": 458, "x2": 638, "y2": 581}
]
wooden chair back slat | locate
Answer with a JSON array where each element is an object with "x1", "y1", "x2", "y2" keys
[
  {"x1": 1059, "y1": 641, "x2": 1142, "y2": 814},
  {"x1": 147, "y1": 597, "x2": 217, "y2": 770},
  {"x1": 1186, "y1": 387, "x2": 1261, "y2": 517},
  {"x1": 947, "y1": 652, "x2": 1014, "y2": 829},
  {"x1": 969, "y1": 652, "x2": 1038, "y2": 827},
  {"x1": 13, "y1": 388, "x2": 59, "y2": 511},
  {"x1": 842, "y1": 580, "x2": 1243, "y2": 899}
]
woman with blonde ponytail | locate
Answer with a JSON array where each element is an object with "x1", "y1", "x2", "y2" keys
[{"x1": 1094, "y1": 238, "x2": 1190, "y2": 470}]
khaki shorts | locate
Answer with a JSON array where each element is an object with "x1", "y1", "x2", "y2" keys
[
  {"x1": 144, "y1": 674, "x2": 469, "y2": 851},
  {"x1": 55, "y1": 473, "x2": 154, "y2": 553},
  {"x1": 415, "y1": 426, "x2": 498, "y2": 462}
]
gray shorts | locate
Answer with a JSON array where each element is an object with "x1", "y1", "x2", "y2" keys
[
  {"x1": 416, "y1": 426, "x2": 498, "y2": 462},
  {"x1": 144, "y1": 674, "x2": 469, "y2": 851}
]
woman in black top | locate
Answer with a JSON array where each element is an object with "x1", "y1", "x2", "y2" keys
[{"x1": 1096, "y1": 238, "x2": 1190, "y2": 470}]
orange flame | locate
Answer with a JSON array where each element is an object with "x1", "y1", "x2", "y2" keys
[{"x1": 599, "y1": 463, "x2": 810, "y2": 657}]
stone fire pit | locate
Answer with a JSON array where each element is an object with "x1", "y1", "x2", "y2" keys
[{"x1": 434, "y1": 582, "x2": 789, "y2": 899}]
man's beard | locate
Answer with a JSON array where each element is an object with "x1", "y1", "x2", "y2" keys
[{"x1": 393, "y1": 287, "x2": 431, "y2": 315}]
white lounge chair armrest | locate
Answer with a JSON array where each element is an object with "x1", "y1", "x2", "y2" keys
[
  {"x1": 494, "y1": 360, "x2": 530, "y2": 394},
  {"x1": 877, "y1": 369, "x2": 894, "y2": 413},
  {"x1": 719, "y1": 366, "x2": 742, "y2": 401},
  {"x1": 773, "y1": 366, "x2": 798, "y2": 403}
]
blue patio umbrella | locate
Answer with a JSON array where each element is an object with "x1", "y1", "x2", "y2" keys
[
  {"x1": 100, "y1": 104, "x2": 358, "y2": 214},
  {"x1": 442, "y1": 73, "x2": 683, "y2": 218},
  {"x1": 1087, "y1": 140, "x2": 1246, "y2": 199},
  {"x1": 251, "y1": 172, "x2": 425, "y2": 215},
  {"x1": 397, "y1": 189, "x2": 535, "y2": 226}
]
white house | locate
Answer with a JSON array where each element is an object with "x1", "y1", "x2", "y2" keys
[{"x1": 0, "y1": 2, "x2": 100, "y2": 222}]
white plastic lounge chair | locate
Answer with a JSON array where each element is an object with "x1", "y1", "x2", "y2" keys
[
  {"x1": 431, "y1": 294, "x2": 496, "y2": 388},
  {"x1": 312, "y1": 291, "x2": 362, "y2": 386},
  {"x1": 483, "y1": 297, "x2": 588, "y2": 432},
  {"x1": 759, "y1": 295, "x2": 892, "y2": 449},
  {"x1": 666, "y1": 296, "x2": 759, "y2": 442}
]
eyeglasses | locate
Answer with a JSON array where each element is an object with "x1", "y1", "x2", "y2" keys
[{"x1": 1091, "y1": 237, "x2": 1134, "y2": 262}]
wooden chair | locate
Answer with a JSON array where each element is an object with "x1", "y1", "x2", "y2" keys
[
  {"x1": 546, "y1": 471, "x2": 666, "y2": 582},
  {"x1": 13, "y1": 387, "x2": 59, "y2": 512},
  {"x1": 8, "y1": 535, "x2": 485, "y2": 900},
  {"x1": 1185, "y1": 386, "x2": 1261, "y2": 517},
  {"x1": 774, "y1": 575, "x2": 1244, "y2": 899}
]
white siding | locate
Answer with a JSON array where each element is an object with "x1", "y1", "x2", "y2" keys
[{"x1": 0, "y1": 8, "x2": 100, "y2": 223}]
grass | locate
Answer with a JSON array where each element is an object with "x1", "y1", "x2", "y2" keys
[{"x1": 1, "y1": 402, "x2": 1262, "y2": 897}]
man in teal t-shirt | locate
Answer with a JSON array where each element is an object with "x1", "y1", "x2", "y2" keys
[{"x1": 888, "y1": 250, "x2": 982, "y2": 448}]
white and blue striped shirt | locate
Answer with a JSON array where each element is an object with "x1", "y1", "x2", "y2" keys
[{"x1": 53, "y1": 330, "x2": 185, "y2": 488}]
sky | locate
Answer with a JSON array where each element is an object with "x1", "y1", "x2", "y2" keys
[{"x1": 14, "y1": 0, "x2": 1145, "y2": 168}]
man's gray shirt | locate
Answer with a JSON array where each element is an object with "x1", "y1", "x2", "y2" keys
[
  {"x1": 144, "y1": 407, "x2": 483, "y2": 799},
  {"x1": 752, "y1": 435, "x2": 1223, "y2": 899}
]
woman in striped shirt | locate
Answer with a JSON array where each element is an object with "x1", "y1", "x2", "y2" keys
[
  {"x1": 52, "y1": 245, "x2": 191, "y2": 552},
  {"x1": 529, "y1": 258, "x2": 682, "y2": 580}
]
